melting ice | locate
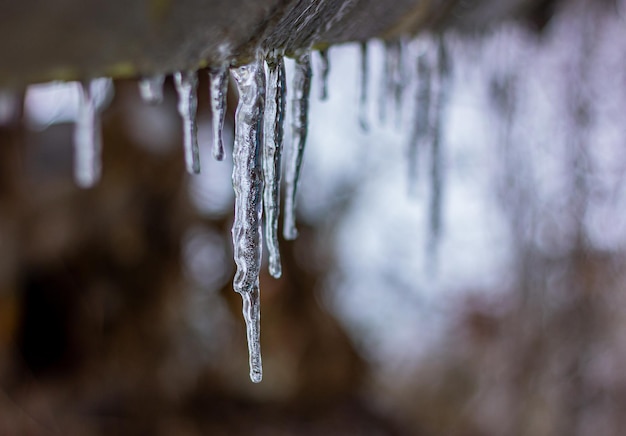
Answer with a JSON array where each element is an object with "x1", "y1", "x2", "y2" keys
[
  {"x1": 209, "y1": 66, "x2": 229, "y2": 161},
  {"x1": 358, "y1": 42, "x2": 369, "y2": 131},
  {"x1": 174, "y1": 71, "x2": 201, "y2": 174},
  {"x1": 380, "y1": 39, "x2": 404, "y2": 125},
  {"x1": 427, "y1": 37, "x2": 452, "y2": 264},
  {"x1": 73, "y1": 78, "x2": 114, "y2": 188},
  {"x1": 283, "y1": 50, "x2": 312, "y2": 241},
  {"x1": 408, "y1": 49, "x2": 433, "y2": 190},
  {"x1": 138, "y1": 74, "x2": 165, "y2": 104},
  {"x1": 48, "y1": 33, "x2": 457, "y2": 383},
  {"x1": 263, "y1": 50, "x2": 286, "y2": 278},
  {"x1": 318, "y1": 48, "x2": 330, "y2": 100},
  {"x1": 230, "y1": 57, "x2": 266, "y2": 383}
]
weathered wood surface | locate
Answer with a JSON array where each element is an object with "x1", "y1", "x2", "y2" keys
[{"x1": 0, "y1": 0, "x2": 549, "y2": 87}]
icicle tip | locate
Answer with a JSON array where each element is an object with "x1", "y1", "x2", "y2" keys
[
  {"x1": 250, "y1": 368, "x2": 263, "y2": 383},
  {"x1": 269, "y1": 260, "x2": 282, "y2": 279}
]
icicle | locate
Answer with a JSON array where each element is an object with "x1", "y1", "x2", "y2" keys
[
  {"x1": 427, "y1": 37, "x2": 452, "y2": 266},
  {"x1": 209, "y1": 66, "x2": 229, "y2": 161},
  {"x1": 73, "y1": 78, "x2": 113, "y2": 188},
  {"x1": 264, "y1": 50, "x2": 286, "y2": 278},
  {"x1": 379, "y1": 40, "x2": 402, "y2": 124},
  {"x1": 174, "y1": 71, "x2": 201, "y2": 174},
  {"x1": 230, "y1": 57, "x2": 266, "y2": 383},
  {"x1": 241, "y1": 287, "x2": 262, "y2": 383},
  {"x1": 408, "y1": 50, "x2": 433, "y2": 193},
  {"x1": 358, "y1": 42, "x2": 369, "y2": 131},
  {"x1": 283, "y1": 51, "x2": 312, "y2": 241},
  {"x1": 318, "y1": 48, "x2": 330, "y2": 100},
  {"x1": 391, "y1": 40, "x2": 405, "y2": 127},
  {"x1": 379, "y1": 42, "x2": 391, "y2": 123},
  {"x1": 138, "y1": 74, "x2": 165, "y2": 104}
]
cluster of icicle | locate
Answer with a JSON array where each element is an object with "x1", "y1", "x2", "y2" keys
[{"x1": 68, "y1": 35, "x2": 451, "y2": 383}]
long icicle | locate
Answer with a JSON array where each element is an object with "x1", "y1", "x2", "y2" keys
[
  {"x1": 230, "y1": 57, "x2": 266, "y2": 383},
  {"x1": 283, "y1": 50, "x2": 312, "y2": 241},
  {"x1": 264, "y1": 50, "x2": 286, "y2": 278},
  {"x1": 379, "y1": 39, "x2": 403, "y2": 125},
  {"x1": 358, "y1": 42, "x2": 369, "y2": 131},
  {"x1": 408, "y1": 50, "x2": 433, "y2": 194},
  {"x1": 379, "y1": 41, "x2": 392, "y2": 123},
  {"x1": 428, "y1": 37, "x2": 452, "y2": 269},
  {"x1": 391, "y1": 40, "x2": 405, "y2": 127},
  {"x1": 73, "y1": 78, "x2": 113, "y2": 188},
  {"x1": 138, "y1": 74, "x2": 165, "y2": 104},
  {"x1": 209, "y1": 66, "x2": 229, "y2": 161},
  {"x1": 318, "y1": 48, "x2": 330, "y2": 100},
  {"x1": 174, "y1": 71, "x2": 201, "y2": 174}
]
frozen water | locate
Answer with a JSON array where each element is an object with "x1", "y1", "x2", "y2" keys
[
  {"x1": 138, "y1": 74, "x2": 165, "y2": 104},
  {"x1": 387, "y1": 40, "x2": 405, "y2": 126},
  {"x1": 264, "y1": 50, "x2": 286, "y2": 278},
  {"x1": 318, "y1": 48, "x2": 330, "y2": 100},
  {"x1": 230, "y1": 57, "x2": 266, "y2": 383},
  {"x1": 283, "y1": 51, "x2": 312, "y2": 241},
  {"x1": 73, "y1": 81, "x2": 99, "y2": 188},
  {"x1": 209, "y1": 66, "x2": 229, "y2": 161},
  {"x1": 408, "y1": 49, "x2": 433, "y2": 191},
  {"x1": 241, "y1": 288, "x2": 262, "y2": 383},
  {"x1": 427, "y1": 37, "x2": 452, "y2": 264},
  {"x1": 73, "y1": 78, "x2": 113, "y2": 188},
  {"x1": 358, "y1": 42, "x2": 369, "y2": 131},
  {"x1": 174, "y1": 71, "x2": 201, "y2": 174},
  {"x1": 377, "y1": 39, "x2": 404, "y2": 126}
]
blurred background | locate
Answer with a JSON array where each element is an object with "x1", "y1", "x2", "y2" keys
[{"x1": 1, "y1": 1, "x2": 626, "y2": 434}]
